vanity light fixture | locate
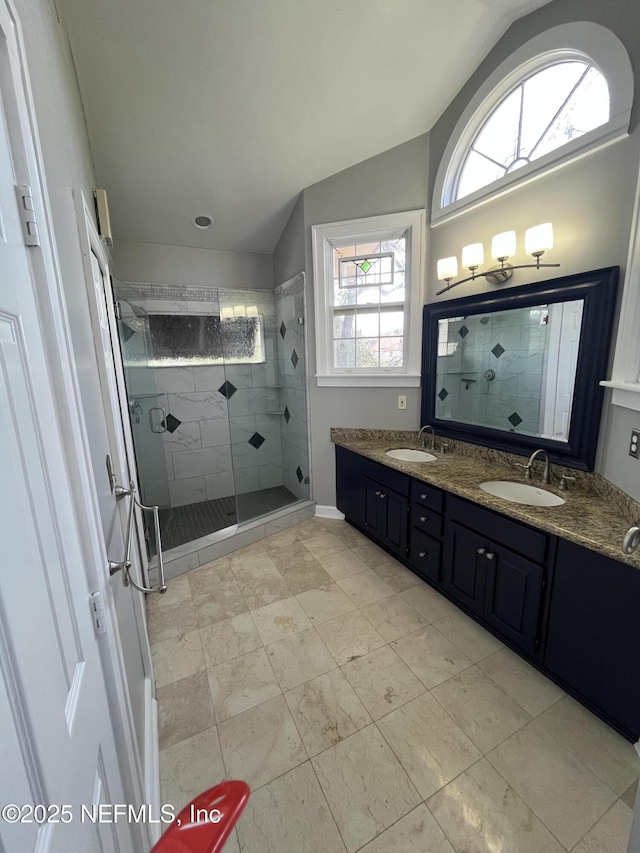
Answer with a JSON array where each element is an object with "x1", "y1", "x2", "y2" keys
[{"x1": 436, "y1": 223, "x2": 560, "y2": 295}]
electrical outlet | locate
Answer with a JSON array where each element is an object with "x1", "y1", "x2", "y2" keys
[
  {"x1": 397, "y1": 395, "x2": 407, "y2": 410},
  {"x1": 630, "y1": 428, "x2": 640, "y2": 459}
]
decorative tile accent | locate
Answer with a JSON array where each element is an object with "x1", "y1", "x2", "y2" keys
[
  {"x1": 438, "y1": 387, "x2": 449, "y2": 401},
  {"x1": 291, "y1": 349, "x2": 299, "y2": 369},
  {"x1": 162, "y1": 413, "x2": 182, "y2": 433},
  {"x1": 248, "y1": 432, "x2": 265, "y2": 449},
  {"x1": 284, "y1": 406, "x2": 291, "y2": 423},
  {"x1": 458, "y1": 325, "x2": 469, "y2": 339},
  {"x1": 280, "y1": 321, "x2": 287, "y2": 339},
  {"x1": 491, "y1": 342, "x2": 505, "y2": 358},
  {"x1": 508, "y1": 411, "x2": 523, "y2": 427},
  {"x1": 218, "y1": 380, "x2": 237, "y2": 399},
  {"x1": 296, "y1": 466, "x2": 304, "y2": 483},
  {"x1": 274, "y1": 271, "x2": 305, "y2": 300}
]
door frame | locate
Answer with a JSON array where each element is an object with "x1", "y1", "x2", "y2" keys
[
  {"x1": 73, "y1": 189, "x2": 160, "y2": 819},
  {"x1": 2, "y1": 0, "x2": 154, "y2": 846}
]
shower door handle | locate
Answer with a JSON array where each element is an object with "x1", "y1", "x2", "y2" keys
[
  {"x1": 108, "y1": 480, "x2": 168, "y2": 595},
  {"x1": 149, "y1": 405, "x2": 167, "y2": 433}
]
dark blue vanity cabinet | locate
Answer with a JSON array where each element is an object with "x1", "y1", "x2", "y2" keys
[
  {"x1": 336, "y1": 447, "x2": 410, "y2": 558},
  {"x1": 444, "y1": 497, "x2": 549, "y2": 655},
  {"x1": 407, "y1": 480, "x2": 445, "y2": 583},
  {"x1": 335, "y1": 445, "x2": 640, "y2": 741},
  {"x1": 544, "y1": 539, "x2": 640, "y2": 741}
]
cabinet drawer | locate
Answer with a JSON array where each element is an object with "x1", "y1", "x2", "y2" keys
[
  {"x1": 448, "y1": 495, "x2": 548, "y2": 564},
  {"x1": 410, "y1": 480, "x2": 444, "y2": 513},
  {"x1": 408, "y1": 529, "x2": 441, "y2": 583},
  {"x1": 410, "y1": 504, "x2": 443, "y2": 538},
  {"x1": 362, "y1": 457, "x2": 410, "y2": 496}
]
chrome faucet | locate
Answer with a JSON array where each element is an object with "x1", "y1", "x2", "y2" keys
[
  {"x1": 523, "y1": 448, "x2": 552, "y2": 485},
  {"x1": 419, "y1": 424, "x2": 435, "y2": 451}
]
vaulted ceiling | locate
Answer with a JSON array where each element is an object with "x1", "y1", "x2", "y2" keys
[{"x1": 59, "y1": 0, "x2": 553, "y2": 254}]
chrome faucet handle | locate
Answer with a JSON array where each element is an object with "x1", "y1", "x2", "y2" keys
[
  {"x1": 515, "y1": 463, "x2": 532, "y2": 479},
  {"x1": 440, "y1": 443, "x2": 451, "y2": 453},
  {"x1": 558, "y1": 474, "x2": 576, "y2": 491}
]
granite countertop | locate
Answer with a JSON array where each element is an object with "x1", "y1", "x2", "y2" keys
[{"x1": 331, "y1": 428, "x2": 640, "y2": 570}]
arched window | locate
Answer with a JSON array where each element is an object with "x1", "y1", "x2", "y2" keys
[{"x1": 432, "y1": 23, "x2": 633, "y2": 225}]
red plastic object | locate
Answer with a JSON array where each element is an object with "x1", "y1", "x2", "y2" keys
[{"x1": 150, "y1": 780, "x2": 250, "y2": 853}]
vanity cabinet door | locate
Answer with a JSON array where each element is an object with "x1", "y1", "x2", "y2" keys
[
  {"x1": 364, "y1": 478, "x2": 384, "y2": 538},
  {"x1": 545, "y1": 540, "x2": 640, "y2": 740},
  {"x1": 335, "y1": 446, "x2": 365, "y2": 528},
  {"x1": 383, "y1": 487, "x2": 409, "y2": 557},
  {"x1": 363, "y1": 477, "x2": 408, "y2": 558},
  {"x1": 483, "y1": 546, "x2": 544, "y2": 655},
  {"x1": 442, "y1": 522, "x2": 487, "y2": 616}
]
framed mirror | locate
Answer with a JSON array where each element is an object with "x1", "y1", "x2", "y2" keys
[{"x1": 421, "y1": 267, "x2": 619, "y2": 470}]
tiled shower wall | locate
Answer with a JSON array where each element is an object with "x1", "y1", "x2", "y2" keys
[
  {"x1": 435, "y1": 308, "x2": 548, "y2": 436},
  {"x1": 119, "y1": 281, "x2": 310, "y2": 510},
  {"x1": 120, "y1": 284, "x2": 280, "y2": 506},
  {"x1": 275, "y1": 273, "x2": 310, "y2": 502}
]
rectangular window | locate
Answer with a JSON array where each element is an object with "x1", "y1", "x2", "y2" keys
[
  {"x1": 312, "y1": 211, "x2": 426, "y2": 387},
  {"x1": 147, "y1": 314, "x2": 265, "y2": 366},
  {"x1": 330, "y1": 239, "x2": 406, "y2": 370}
]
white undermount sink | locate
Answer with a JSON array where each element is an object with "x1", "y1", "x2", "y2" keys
[
  {"x1": 385, "y1": 448, "x2": 437, "y2": 462},
  {"x1": 479, "y1": 480, "x2": 565, "y2": 507}
]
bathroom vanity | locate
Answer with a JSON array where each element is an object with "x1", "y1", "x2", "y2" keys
[{"x1": 333, "y1": 434, "x2": 640, "y2": 742}]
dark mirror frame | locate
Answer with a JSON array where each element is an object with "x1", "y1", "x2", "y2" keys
[{"x1": 421, "y1": 267, "x2": 619, "y2": 471}]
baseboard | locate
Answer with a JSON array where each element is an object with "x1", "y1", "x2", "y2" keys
[
  {"x1": 144, "y1": 677, "x2": 161, "y2": 845},
  {"x1": 315, "y1": 505, "x2": 345, "y2": 520}
]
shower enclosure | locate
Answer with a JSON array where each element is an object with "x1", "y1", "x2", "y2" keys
[{"x1": 114, "y1": 274, "x2": 310, "y2": 557}]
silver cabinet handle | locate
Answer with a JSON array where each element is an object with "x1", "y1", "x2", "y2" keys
[
  {"x1": 418, "y1": 551, "x2": 426, "y2": 558},
  {"x1": 149, "y1": 405, "x2": 167, "y2": 433},
  {"x1": 108, "y1": 481, "x2": 167, "y2": 595},
  {"x1": 477, "y1": 547, "x2": 486, "y2": 555},
  {"x1": 420, "y1": 493, "x2": 427, "y2": 500},
  {"x1": 622, "y1": 526, "x2": 640, "y2": 554},
  {"x1": 486, "y1": 552, "x2": 495, "y2": 561},
  {"x1": 374, "y1": 490, "x2": 381, "y2": 496},
  {"x1": 420, "y1": 515, "x2": 428, "y2": 523},
  {"x1": 380, "y1": 493, "x2": 386, "y2": 499}
]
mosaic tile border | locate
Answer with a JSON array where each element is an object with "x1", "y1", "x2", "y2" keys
[{"x1": 274, "y1": 271, "x2": 305, "y2": 301}]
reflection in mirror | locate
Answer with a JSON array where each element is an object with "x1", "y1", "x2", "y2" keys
[
  {"x1": 421, "y1": 268, "x2": 619, "y2": 470},
  {"x1": 435, "y1": 301, "x2": 584, "y2": 441}
]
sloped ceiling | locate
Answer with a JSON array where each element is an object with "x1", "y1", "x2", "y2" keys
[{"x1": 59, "y1": 0, "x2": 553, "y2": 254}]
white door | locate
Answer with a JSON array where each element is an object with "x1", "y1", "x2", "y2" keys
[
  {"x1": 84, "y1": 239, "x2": 154, "y2": 758},
  {"x1": 0, "y1": 6, "x2": 141, "y2": 850}
]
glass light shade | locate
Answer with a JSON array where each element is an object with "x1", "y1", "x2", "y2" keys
[
  {"x1": 525, "y1": 222, "x2": 554, "y2": 255},
  {"x1": 221, "y1": 306, "x2": 234, "y2": 320},
  {"x1": 246, "y1": 305, "x2": 259, "y2": 317},
  {"x1": 491, "y1": 231, "x2": 516, "y2": 261},
  {"x1": 437, "y1": 256, "x2": 459, "y2": 281},
  {"x1": 233, "y1": 305, "x2": 246, "y2": 318},
  {"x1": 462, "y1": 243, "x2": 484, "y2": 269}
]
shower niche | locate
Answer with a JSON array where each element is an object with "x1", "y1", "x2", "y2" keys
[{"x1": 115, "y1": 274, "x2": 310, "y2": 554}]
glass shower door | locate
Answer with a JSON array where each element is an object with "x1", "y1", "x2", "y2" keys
[{"x1": 115, "y1": 293, "x2": 171, "y2": 557}]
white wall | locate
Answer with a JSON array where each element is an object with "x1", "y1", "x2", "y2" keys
[{"x1": 113, "y1": 239, "x2": 274, "y2": 290}]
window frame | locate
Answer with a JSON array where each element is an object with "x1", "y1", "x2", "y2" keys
[
  {"x1": 431, "y1": 23, "x2": 633, "y2": 227},
  {"x1": 312, "y1": 210, "x2": 426, "y2": 387},
  {"x1": 600, "y1": 161, "x2": 640, "y2": 411}
]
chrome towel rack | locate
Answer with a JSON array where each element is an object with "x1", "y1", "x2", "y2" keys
[{"x1": 108, "y1": 481, "x2": 168, "y2": 595}]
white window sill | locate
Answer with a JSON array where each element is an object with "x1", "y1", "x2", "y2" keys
[
  {"x1": 316, "y1": 374, "x2": 421, "y2": 388},
  {"x1": 600, "y1": 380, "x2": 640, "y2": 412}
]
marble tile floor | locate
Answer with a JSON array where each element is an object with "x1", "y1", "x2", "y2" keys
[{"x1": 148, "y1": 517, "x2": 639, "y2": 853}]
